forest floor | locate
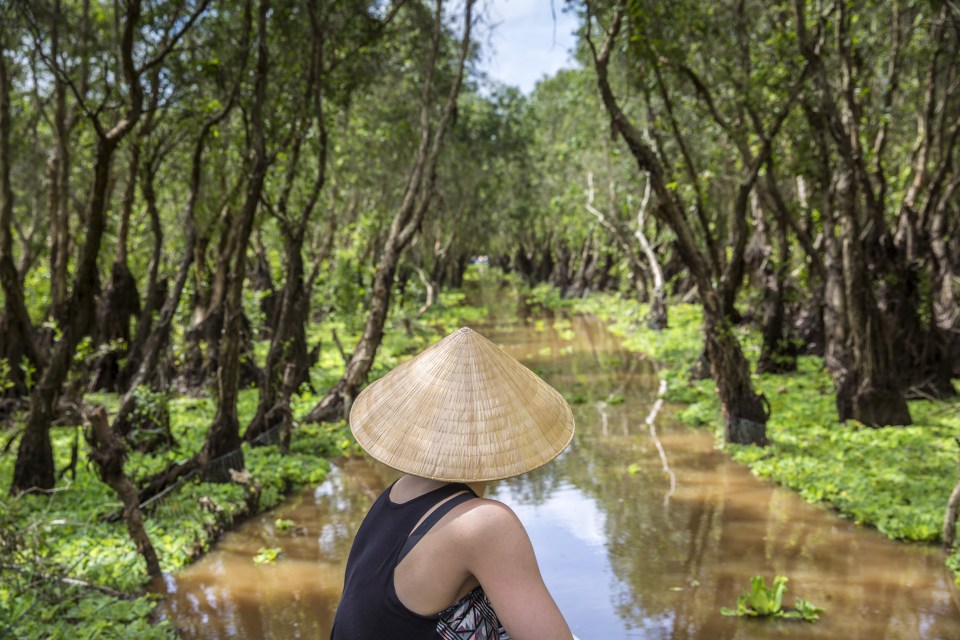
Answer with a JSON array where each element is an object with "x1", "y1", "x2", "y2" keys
[
  {"x1": 525, "y1": 284, "x2": 960, "y2": 580},
  {"x1": 0, "y1": 291, "x2": 480, "y2": 640}
]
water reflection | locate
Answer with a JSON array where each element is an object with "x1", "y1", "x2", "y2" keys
[{"x1": 155, "y1": 307, "x2": 960, "y2": 639}]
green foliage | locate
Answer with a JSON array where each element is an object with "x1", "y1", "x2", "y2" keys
[
  {"x1": 526, "y1": 283, "x2": 576, "y2": 311},
  {"x1": 0, "y1": 391, "x2": 346, "y2": 639},
  {"x1": 0, "y1": 357, "x2": 13, "y2": 391},
  {"x1": 0, "y1": 495, "x2": 177, "y2": 640},
  {"x1": 274, "y1": 518, "x2": 295, "y2": 532},
  {"x1": 946, "y1": 550, "x2": 960, "y2": 577},
  {"x1": 252, "y1": 546, "x2": 282, "y2": 565},
  {"x1": 721, "y1": 575, "x2": 823, "y2": 622},
  {"x1": 125, "y1": 386, "x2": 172, "y2": 450}
]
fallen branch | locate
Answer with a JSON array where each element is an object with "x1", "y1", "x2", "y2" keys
[
  {"x1": 86, "y1": 406, "x2": 162, "y2": 578},
  {"x1": 0, "y1": 563, "x2": 135, "y2": 600}
]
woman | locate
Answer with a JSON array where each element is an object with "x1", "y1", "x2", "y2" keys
[{"x1": 330, "y1": 327, "x2": 576, "y2": 640}]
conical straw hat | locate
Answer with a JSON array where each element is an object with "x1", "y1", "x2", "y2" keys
[{"x1": 349, "y1": 327, "x2": 575, "y2": 482}]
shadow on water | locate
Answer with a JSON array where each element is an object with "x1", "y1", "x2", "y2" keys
[{"x1": 155, "y1": 279, "x2": 960, "y2": 639}]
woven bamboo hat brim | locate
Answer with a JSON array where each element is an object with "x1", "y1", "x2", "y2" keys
[{"x1": 349, "y1": 327, "x2": 575, "y2": 483}]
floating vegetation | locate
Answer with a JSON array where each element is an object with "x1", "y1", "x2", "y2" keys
[{"x1": 721, "y1": 576, "x2": 824, "y2": 622}]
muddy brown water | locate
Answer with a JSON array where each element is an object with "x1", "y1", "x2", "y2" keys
[{"x1": 155, "y1": 302, "x2": 960, "y2": 639}]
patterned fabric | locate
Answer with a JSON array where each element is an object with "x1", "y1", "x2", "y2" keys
[{"x1": 437, "y1": 587, "x2": 510, "y2": 640}]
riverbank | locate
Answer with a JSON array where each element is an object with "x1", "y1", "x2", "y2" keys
[
  {"x1": 0, "y1": 293, "x2": 479, "y2": 640},
  {"x1": 526, "y1": 284, "x2": 960, "y2": 577},
  {"x1": 5, "y1": 273, "x2": 955, "y2": 639},
  {"x1": 149, "y1": 274, "x2": 960, "y2": 639}
]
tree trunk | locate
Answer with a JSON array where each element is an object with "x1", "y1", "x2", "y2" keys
[
  {"x1": 250, "y1": 238, "x2": 277, "y2": 336},
  {"x1": 13, "y1": 132, "x2": 122, "y2": 492},
  {"x1": 821, "y1": 203, "x2": 857, "y2": 421},
  {"x1": 704, "y1": 315, "x2": 769, "y2": 445},
  {"x1": 185, "y1": 218, "x2": 233, "y2": 385},
  {"x1": 0, "y1": 46, "x2": 44, "y2": 401},
  {"x1": 756, "y1": 202, "x2": 797, "y2": 374},
  {"x1": 92, "y1": 144, "x2": 143, "y2": 390},
  {"x1": 756, "y1": 267, "x2": 795, "y2": 375},
  {"x1": 305, "y1": 0, "x2": 475, "y2": 424},
  {"x1": 635, "y1": 182, "x2": 667, "y2": 330},
  {"x1": 882, "y1": 262, "x2": 956, "y2": 399},
  {"x1": 246, "y1": 232, "x2": 310, "y2": 442},
  {"x1": 305, "y1": 240, "x2": 403, "y2": 423},
  {"x1": 586, "y1": 0, "x2": 767, "y2": 445},
  {"x1": 86, "y1": 406, "x2": 161, "y2": 578},
  {"x1": 201, "y1": 0, "x2": 271, "y2": 480},
  {"x1": 246, "y1": 0, "x2": 331, "y2": 442},
  {"x1": 550, "y1": 243, "x2": 571, "y2": 292},
  {"x1": 836, "y1": 167, "x2": 911, "y2": 426},
  {"x1": 120, "y1": 144, "x2": 166, "y2": 390},
  {"x1": 46, "y1": 0, "x2": 84, "y2": 319},
  {"x1": 566, "y1": 233, "x2": 594, "y2": 298}
]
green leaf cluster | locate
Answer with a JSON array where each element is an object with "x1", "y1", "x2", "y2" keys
[
  {"x1": 252, "y1": 546, "x2": 282, "y2": 565},
  {"x1": 720, "y1": 575, "x2": 824, "y2": 622}
]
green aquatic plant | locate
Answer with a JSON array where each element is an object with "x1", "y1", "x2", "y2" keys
[
  {"x1": 274, "y1": 518, "x2": 296, "y2": 532},
  {"x1": 721, "y1": 575, "x2": 824, "y2": 622},
  {"x1": 253, "y1": 547, "x2": 282, "y2": 565}
]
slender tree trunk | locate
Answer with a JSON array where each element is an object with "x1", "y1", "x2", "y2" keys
[
  {"x1": 566, "y1": 233, "x2": 594, "y2": 298},
  {"x1": 120, "y1": 145, "x2": 166, "y2": 390},
  {"x1": 305, "y1": 0, "x2": 475, "y2": 423},
  {"x1": 550, "y1": 243, "x2": 571, "y2": 292},
  {"x1": 47, "y1": 0, "x2": 84, "y2": 318},
  {"x1": 201, "y1": 0, "x2": 270, "y2": 480},
  {"x1": 246, "y1": 0, "x2": 329, "y2": 442},
  {"x1": 13, "y1": 133, "x2": 125, "y2": 492},
  {"x1": 944, "y1": 441, "x2": 960, "y2": 550},
  {"x1": 246, "y1": 231, "x2": 309, "y2": 442},
  {"x1": 756, "y1": 194, "x2": 797, "y2": 374},
  {"x1": 635, "y1": 181, "x2": 667, "y2": 330},
  {"x1": 586, "y1": 0, "x2": 767, "y2": 445},
  {"x1": 0, "y1": 44, "x2": 44, "y2": 399},
  {"x1": 929, "y1": 189, "x2": 958, "y2": 333},
  {"x1": 186, "y1": 219, "x2": 233, "y2": 384},
  {"x1": 305, "y1": 237, "x2": 404, "y2": 423},
  {"x1": 93, "y1": 144, "x2": 142, "y2": 390}
]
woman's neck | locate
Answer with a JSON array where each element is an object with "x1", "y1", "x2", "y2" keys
[{"x1": 397, "y1": 474, "x2": 488, "y2": 498}]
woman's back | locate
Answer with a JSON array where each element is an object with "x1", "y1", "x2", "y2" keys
[
  {"x1": 331, "y1": 481, "x2": 475, "y2": 638},
  {"x1": 331, "y1": 475, "x2": 573, "y2": 640}
]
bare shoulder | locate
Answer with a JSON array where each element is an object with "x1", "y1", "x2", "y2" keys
[
  {"x1": 449, "y1": 498, "x2": 533, "y2": 553},
  {"x1": 454, "y1": 497, "x2": 523, "y2": 531}
]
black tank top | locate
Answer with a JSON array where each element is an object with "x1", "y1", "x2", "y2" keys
[{"x1": 330, "y1": 481, "x2": 480, "y2": 639}]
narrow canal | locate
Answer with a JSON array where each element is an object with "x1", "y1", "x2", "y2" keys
[{"x1": 156, "y1": 283, "x2": 960, "y2": 639}]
